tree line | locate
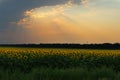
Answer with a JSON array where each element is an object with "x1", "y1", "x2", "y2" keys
[{"x1": 0, "y1": 43, "x2": 120, "y2": 49}]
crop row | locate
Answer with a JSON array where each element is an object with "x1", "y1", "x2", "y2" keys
[{"x1": 0, "y1": 47, "x2": 120, "y2": 72}]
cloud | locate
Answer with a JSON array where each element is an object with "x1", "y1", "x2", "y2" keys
[
  {"x1": 17, "y1": 1, "x2": 73, "y2": 26},
  {"x1": 15, "y1": 1, "x2": 85, "y2": 43},
  {"x1": 0, "y1": 0, "x2": 88, "y2": 43},
  {"x1": 0, "y1": 0, "x2": 89, "y2": 29},
  {"x1": 17, "y1": 0, "x2": 90, "y2": 27},
  {"x1": 0, "y1": 0, "x2": 71, "y2": 29},
  {"x1": 15, "y1": 0, "x2": 120, "y2": 43},
  {"x1": 0, "y1": 0, "x2": 90, "y2": 28}
]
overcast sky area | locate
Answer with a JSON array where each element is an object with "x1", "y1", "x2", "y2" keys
[{"x1": 0, "y1": 0, "x2": 120, "y2": 44}]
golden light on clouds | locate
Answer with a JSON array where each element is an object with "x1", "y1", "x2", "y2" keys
[{"x1": 17, "y1": 0, "x2": 120, "y2": 43}]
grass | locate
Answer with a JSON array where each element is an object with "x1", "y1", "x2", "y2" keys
[
  {"x1": 0, "y1": 67, "x2": 120, "y2": 80},
  {"x1": 0, "y1": 47, "x2": 120, "y2": 80}
]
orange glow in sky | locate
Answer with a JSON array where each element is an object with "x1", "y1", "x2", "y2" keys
[{"x1": 17, "y1": 0, "x2": 120, "y2": 43}]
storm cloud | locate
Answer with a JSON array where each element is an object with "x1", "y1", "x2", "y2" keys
[
  {"x1": 0, "y1": 0, "x2": 71, "y2": 29},
  {"x1": 0, "y1": 0, "x2": 86, "y2": 43},
  {"x1": 0, "y1": 0, "x2": 87, "y2": 29}
]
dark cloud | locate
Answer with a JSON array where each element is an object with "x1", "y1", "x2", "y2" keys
[
  {"x1": 0, "y1": 0, "x2": 70, "y2": 29},
  {"x1": 0, "y1": 0, "x2": 84, "y2": 44},
  {"x1": 0, "y1": 0, "x2": 71, "y2": 43},
  {"x1": 0, "y1": 0, "x2": 84, "y2": 29}
]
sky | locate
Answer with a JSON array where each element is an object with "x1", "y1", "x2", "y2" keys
[{"x1": 0, "y1": 0, "x2": 120, "y2": 44}]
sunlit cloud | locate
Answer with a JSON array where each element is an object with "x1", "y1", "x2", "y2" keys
[
  {"x1": 17, "y1": 0, "x2": 89, "y2": 27},
  {"x1": 16, "y1": 0, "x2": 120, "y2": 43},
  {"x1": 17, "y1": 0, "x2": 73, "y2": 27},
  {"x1": 17, "y1": 0, "x2": 86, "y2": 43}
]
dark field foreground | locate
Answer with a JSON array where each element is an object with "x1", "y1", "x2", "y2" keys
[
  {"x1": 0, "y1": 67, "x2": 120, "y2": 80},
  {"x1": 0, "y1": 47, "x2": 120, "y2": 80}
]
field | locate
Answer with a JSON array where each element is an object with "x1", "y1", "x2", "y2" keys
[{"x1": 0, "y1": 47, "x2": 120, "y2": 80}]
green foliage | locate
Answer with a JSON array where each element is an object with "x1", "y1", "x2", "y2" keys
[{"x1": 0, "y1": 67, "x2": 119, "y2": 80}]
